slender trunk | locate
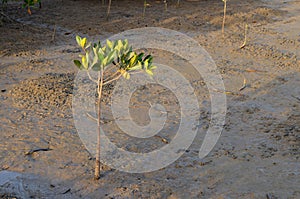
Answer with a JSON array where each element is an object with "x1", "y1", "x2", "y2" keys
[
  {"x1": 143, "y1": 0, "x2": 146, "y2": 18},
  {"x1": 106, "y1": 0, "x2": 111, "y2": 20},
  {"x1": 94, "y1": 70, "x2": 104, "y2": 180},
  {"x1": 222, "y1": 0, "x2": 227, "y2": 35}
]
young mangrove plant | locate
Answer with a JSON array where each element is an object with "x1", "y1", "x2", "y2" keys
[
  {"x1": 74, "y1": 36, "x2": 157, "y2": 180},
  {"x1": 23, "y1": 0, "x2": 41, "y2": 15}
]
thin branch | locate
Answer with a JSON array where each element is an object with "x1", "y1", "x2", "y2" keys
[
  {"x1": 103, "y1": 73, "x2": 122, "y2": 85},
  {"x1": 222, "y1": 0, "x2": 227, "y2": 35},
  {"x1": 128, "y1": 70, "x2": 144, "y2": 75},
  {"x1": 86, "y1": 112, "x2": 97, "y2": 122},
  {"x1": 87, "y1": 70, "x2": 98, "y2": 83},
  {"x1": 51, "y1": 24, "x2": 57, "y2": 42},
  {"x1": 104, "y1": 64, "x2": 117, "y2": 73},
  {"x1": 239, "y1": 75, "x2": 247, "y2": 91},
  {"x1": 106, "y1": 0, "x2": 112, "y2": 20},
  {"x1": 240, "y1": 24, "x2": 248, "y2": 49},
  {"x1": 103, "y1": 70, "x2": 120, "y2": 82},
  {"x1": 0, "y1": 12, "x2": 13, "y2": 22}
]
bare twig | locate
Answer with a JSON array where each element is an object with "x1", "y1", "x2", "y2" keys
[
  {"x1": 245, "y1": 68, "x2": 267, "y2": 73},
  {"x1": 87, "y1": 70, "x2": 98, "y2": 83},
  {"x1": 222, "y1": 0, "x2": 227, "y2": 35},
  {"x1": 291, "y1": 95, "x2": 300, "y2": 101},
  {"x1": 240, "y1": 24, "x2": 248, "y2": 49},
  {"x1": 106, "y1": 0, "x2": 112, "y2": 20},
  {"x1": 143, "y1": 0, "x2": 147, "y2": 18},
  {"x1": 164, "y1": 0, "x2": 168, "y2": 12},
  {"x1": 212, "y1": 88, "x2": 243, "y2": 96},
  {"x1": 103, "y1": 70, "x2": 120, "y2": 82},
  {"x1": 0, "y1": 12, "x2": 13, "y2": 22},
  {"x1": 239, "y1": 76, "x2": 247, "y2": 91},
  {"x1": 86, "y1": 112, "x2": 97, "y2": 122},
  {"x1": 25, "y1": 148, "x2": 52, "y2": 155},
  {"x1": 103, "y1": 73, "x2": 122, "y2": 85},
  {"x1": 51, "y1": 24, "x2": 57, "y2": 42}
]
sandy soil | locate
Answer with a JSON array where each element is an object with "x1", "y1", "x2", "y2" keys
[{"x1": 0, "y1": 0, "x2": 299, "y2": 198}]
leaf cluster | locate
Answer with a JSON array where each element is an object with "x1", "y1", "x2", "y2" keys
[
  {"x1": 74, "y1": 36, "x2": 156, "y2": 80},
  {"x1": 22, "y1": 0, "x2": 41, "y2": 8}
]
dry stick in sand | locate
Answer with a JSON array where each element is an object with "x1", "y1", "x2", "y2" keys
[
  {"x1": 51, "y1": 24, "x2": 57, "y2": 42},
  {"x1": 106, "y1": 0, "x2": 112, "y2": 20},
  {"x1": 0, "y1": 12, "x2": 14, "y2": 22},
  {"x1": 239, "y1": 75, "x2": 247, "y2": 91},
  {"x1": 143, "y1": 0, "x2": 147, "y2": 18},
  {"x1": 240, "y1": 24, "x2": 249, "y2": 49},
  {"x1": 164, "y1": 0, "x2": 168, "y2": 12},
  {"x1": 222, "y1": 0, "x2": 227, "y2": 35}
]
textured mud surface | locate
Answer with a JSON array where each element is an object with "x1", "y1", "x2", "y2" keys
[{"x1": 0, "y1": 0, "x2": 299, "y2": 198}]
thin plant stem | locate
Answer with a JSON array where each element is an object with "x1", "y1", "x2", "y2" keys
[
  {"x1": 94, "y1": 69, "x2": 104, "y2": 180},
  {"x1": 222, "y1": 0, "x2": 227, "y2": 35},
  {"x1": 103, "y1": 73, "x2": 122, "y2": 86},
  {"x1": 143, "y1": 0, "x2": 146, "y2": 18},
  {"x1": 106, "y1": 0, "x2": 111, "y2": 20},
  {"x1": 240, "y1": 24, "x2": 248, "y2": 49},
  {"x1": 103, "y1": 70, "x2": 120, "y2": 82},
  {"x1": 87, "y1": 70, "x2": 98, "y2": 83}
]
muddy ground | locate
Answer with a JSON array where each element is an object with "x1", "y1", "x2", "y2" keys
[{"x1": 0, "y1": 0, "x2": 299, "y2": 198}]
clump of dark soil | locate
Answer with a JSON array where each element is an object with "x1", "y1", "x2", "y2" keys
[{"x1": 9, "y1": 73, "x2": 75, "y2": 111}]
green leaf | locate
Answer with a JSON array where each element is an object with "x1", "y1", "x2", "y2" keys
[
  {"x1": 76, "y1": 35, "x2": 81, "y2": 47},
  {"x1": 82, "y1": 53, "x2": 89, "y2": 70},
  {"x1": 143, "y1": 54, "x2": 152, "y2": 61},
  {"x1": 149, "y1": 65, "x2": 157, "y2": 70},
  {"x1": 107, "y1": 40, "x2": 113, "y2": 49},
  {"x1": 74, "y1": 60, "x2": 83, "y2": 70},
  {"x1": 137, "y1": 53, "x2": 144, "y2": 61},
  {"x1": 143, "y1": 59, "x2": 149, "y2": 69},
  {"x1": 145, "y1": 69, "x2": 153, "y2": 76},
  {"x1": 80, "y1": 37, "x2": 87, "y2": 49},
  {"x1": 92, "y1": 63, "x2": 101, "y2": 71},
  {"x1": 98, "y1": 53, "x2": 104, "y2": 62},
  {"x1": 129, "y1": 54, "x2": 137, "y2": 67},
  {"x1": 128, "y1": 61, "x2": 142, "y2": 71},
  {"x1": 107, "y1": 50, "x2": 116, "y2": 64},
  {"x1": 102, "y1": 56, "x2": 109, "y2": 67}
]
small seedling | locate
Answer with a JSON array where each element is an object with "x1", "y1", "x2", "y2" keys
[
  {"x1": 22, "y1": 0, "x2": 41, "y2": 15},
  {"x1": 74, "y1": 36, "x2": 157, "y2": 180}
]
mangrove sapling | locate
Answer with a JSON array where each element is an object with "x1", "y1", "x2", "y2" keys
[
  {"x1": 23, "y1": 0, "x2": 41, "y2": 15},
  {"x1": 74, "y1": 36, "x2": 157, "y2": 180}
]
